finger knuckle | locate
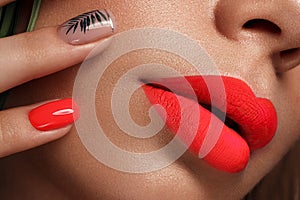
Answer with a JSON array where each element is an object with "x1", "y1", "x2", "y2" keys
[{"x1": 0, "y1": 112, "x2": 17, "y2": 146}]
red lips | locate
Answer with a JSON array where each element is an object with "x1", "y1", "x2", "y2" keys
[{"x1": 142, "y1": 76, "x2": 277, "y2": 173}]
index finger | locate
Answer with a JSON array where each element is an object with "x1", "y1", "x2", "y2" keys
[{"x1": 0, "y1": 9, "x2": 115, "y2": 92}]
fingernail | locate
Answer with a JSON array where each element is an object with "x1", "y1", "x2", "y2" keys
[
  {"x1": 58, "y1": 9, "x2": 115, "y2": 45},
  {"x1": 29, "y1": 99, "x2": 80, "y2": 131}
]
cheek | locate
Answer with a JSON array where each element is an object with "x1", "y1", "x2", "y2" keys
[
  {"x1": 93, "y1": 49, "x2": 198, "y2": 152},
  {"x1": 36, "y1": 0, "x2": 208, "y2": 33},
  {"x1": 280, "y1": 67, "x2": 300, "y2": 137}
]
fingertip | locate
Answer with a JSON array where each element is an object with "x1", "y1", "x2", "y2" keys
[
  {"x1": 31, "y1": 124, "x2": 73, "y2": 144},
  {"x1": 28, "y1": 98, "x2": 80, "y2": 131},
  {"x1": 0, "y1": 101, "x2": 76, "y2": 157},
  {"x1": 58, "y1": 9, "x2": 115, "y2": 45}
]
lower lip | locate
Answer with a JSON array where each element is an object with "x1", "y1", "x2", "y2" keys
[{"x1": 142, "y1": 85, "x2": 250, "y2": 173}]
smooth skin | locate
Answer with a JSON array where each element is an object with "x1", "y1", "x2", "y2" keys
[{"x1": 1, "y1": 0, "x2": 300, "y2": 199}]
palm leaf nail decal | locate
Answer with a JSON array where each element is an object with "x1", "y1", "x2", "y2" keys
[
  {"x1": 59, "y1": 9, "x2": 115, "y2": 45},
  {"x1": 62, "y1": 9, "x2": 114, "y2": 35}
]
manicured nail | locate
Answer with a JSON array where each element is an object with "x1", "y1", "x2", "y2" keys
[
  {"x1": 28, "y1": 99, "x2": 80, "y2": 131},
  {"x1": 58, "y1": 9, "x2": 115, "y2": 45}
]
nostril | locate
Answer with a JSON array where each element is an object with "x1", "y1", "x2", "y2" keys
[
  {"x1": 243, "y1": 19, "x2": 282, "y2": 35},
  {"x1": 280, "y1": 48, "x2": 300, "y2": 58},
  {"x1": 273, "y1": 48, "x2": 300, "y2": 73}
]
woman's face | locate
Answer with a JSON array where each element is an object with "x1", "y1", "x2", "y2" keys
[{"x1": 8, "y1": 0, "x2": 300, "y2": 199}]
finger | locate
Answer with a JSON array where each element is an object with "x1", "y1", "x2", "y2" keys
[
  {"x1": 0, "y1": 99, "x2": 79, "y2": 158},
  {"x1": 0, "y1": 0, "x2": 15, "y2": 6},
  {"x1": 0, "y1": 9, "x2": 115, "y2": 92}
]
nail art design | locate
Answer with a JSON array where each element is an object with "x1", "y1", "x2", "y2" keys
[
  {"x1": 59, "y1": 10, "x2": 115, "y2": 45},
  {"x1": 29, "y1": 99, "x2": 80, "y2": 131}
]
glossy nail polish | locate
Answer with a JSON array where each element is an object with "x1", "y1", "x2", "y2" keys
[
  {"x1": 58, "y1": 9, "x2": 115, "y2": 45},
  {"x1": 29, "y1": 98, "x2": 80, "y2": 131}
]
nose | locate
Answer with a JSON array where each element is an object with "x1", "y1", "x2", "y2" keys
[{"x1": 214, "y1": 0, "x2": 300, "y2": 73}]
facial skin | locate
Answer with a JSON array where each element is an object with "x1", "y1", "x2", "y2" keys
[{"x1": 1, "y1": 0, "x2": 300, "y2": 199}]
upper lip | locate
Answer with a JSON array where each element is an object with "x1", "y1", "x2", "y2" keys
[{"x1": 144, "y1": 75, "x2": 278, "y2": 151}]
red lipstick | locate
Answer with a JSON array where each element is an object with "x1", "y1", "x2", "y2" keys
[{"x1": 142, "y1": 76, "x2": 277, "y2": 173}]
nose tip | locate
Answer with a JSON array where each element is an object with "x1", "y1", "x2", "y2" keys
[
  {"x1": 214, "y1": 0, "x2": 300, "y2": 41},
  {"x1": 214, "y1": 0, "x2": 300, "y2": 73}
]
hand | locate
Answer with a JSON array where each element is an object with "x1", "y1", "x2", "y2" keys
[{"x1": 0, "y1": 1, "x2": 115, "y2": 157}]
